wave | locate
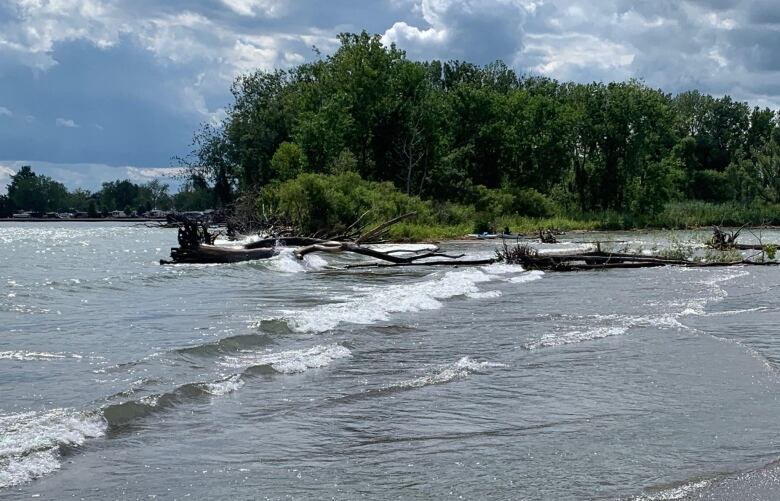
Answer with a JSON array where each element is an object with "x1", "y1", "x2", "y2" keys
[
  {"x1": 0, "y1": 351, "x2": 82, "y2": 362},
  {"x1": 0, "y1": 409, "x2": 106, "y2": 488},
  {"x1": 266, "y1": 248, "x2": 329, "y2": 273},
  {"x1": 524, "y1": 314, "x2": 687, "y2": 350},
  {"x1": 218, "y1": 343, "x2": 352, "y2": 374},
  {"x1": 284, "y1": 268, "x2": 498, "y2": 333},
  {"x1": 390, "y1": 356, "x2": 506, "y2": 390},
  {"x1": 508, "y1": 270, "x2": 545, "y2": 283},
  {"x1": 174, "y1": 333, "x2": 273, "y2": 359},
  {"x1": 101, "y1": 375, "x2": 246, "y2": 427},
  {"x1": 524, "y1": 268, "x2": 751, "y2": 350},
  {"x1": 634, "y1": 479, "x2": 712, "y2": 500}
]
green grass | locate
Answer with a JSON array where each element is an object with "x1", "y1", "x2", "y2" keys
[
  {"x1": 383, "y1": 202, "x2": 780, "y2": 241},
  {"x1": 387, "y1": 223, "x2": 473, "y2": 241}
]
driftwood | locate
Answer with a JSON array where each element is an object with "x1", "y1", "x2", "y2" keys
[
  {"x1": 161, "y1": 212, "x2": 469, "y2": 267},
  {"x1": 498, "y1": 242, "x2": 779, "y2": 272},
  {"x1": 538, "y1": 229, "x2": 558, "y2": 244}
]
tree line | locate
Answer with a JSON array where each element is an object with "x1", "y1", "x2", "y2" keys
[
  {"x1": 0, "y1": 166, "x2": 214, "y2": 217},
  {"x1": 181, "y1": 31, "x2": 780, "y2": 231}
]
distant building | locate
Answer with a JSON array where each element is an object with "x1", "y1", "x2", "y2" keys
[{"x1": 145, "y1": 209, "x2": 168, "y2": 218}]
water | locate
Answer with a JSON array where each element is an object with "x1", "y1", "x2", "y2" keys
[{"x1": 2, "y1": 223, "x2": 780, "y2": 499}]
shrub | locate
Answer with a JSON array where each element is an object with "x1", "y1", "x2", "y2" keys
[
  {"x1": 258, "y1": 172, "x2": 433, "y2": 234},
  {"x1": 511, "y1": 188, "x2": 557, "y2": 217}
]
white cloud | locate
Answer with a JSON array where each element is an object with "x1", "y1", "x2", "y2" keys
[
  {"x1": 219, "y1": 0, "x2": 285, "y2": 18},
  {"x1": 55, "y1": 117, "x2": 78, "y2": 128},
  {"x1": 0, "y1": 160, "x2": 185, "y2": 192},
  {"x1": 126, "y1": 166, "x2": 186, "y2": 182},
  {"x1": 0, "y1": 106, "x2": 11, "y2": 117},
  {"x1": 523, "y1": 33, "x2": 635, "y2": 80},
  {"x1": 0, "y1": 165, "x2": 16, "y2": 194}
]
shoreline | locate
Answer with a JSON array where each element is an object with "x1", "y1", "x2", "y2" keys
[{"x1": 0, "y1": 218, "x2": 167, "y2": 223}]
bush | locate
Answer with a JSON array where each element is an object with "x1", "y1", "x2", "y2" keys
[
  {"x1": 258, "y1": 172, "x2": 434, "y2": 234},
  {"x1": 270, "y1": 142, "x2": 306, "y2": 181},
  {"x1": 511, "y1": 188, "x2": 557, "y2": 217},
  {"x1": 691, "y1": 170, "x2": 734, "y2": 202}
]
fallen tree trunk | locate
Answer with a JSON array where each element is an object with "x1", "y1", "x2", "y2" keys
[
  {"x1": 161, "y1": 245, "x2": 277, "y2": 264},
  {"x1": 161, "y1": 212, "x2": 471, "y2": 267},
  {"x1": 499, "y1": 244, "x2": 779, "y2": 271}
]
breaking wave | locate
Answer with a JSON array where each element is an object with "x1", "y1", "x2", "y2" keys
[
  {"x1": 0, "y1": 409, "x2": 106, "y2": 488},
  {"x1": 524, "y1": 314, "x2": 687, "y2": 350},
  {"x1": 390, "y1": 356, "x2": 506, "y2": 390},
  {"x1": 219, "y1": 344, "x2": 352, "y2": 374},
  {"x1": 0, "y1": 351, "x2": 82, "y2": 362},
  {"x1": 284, "y1": 268, "x2": 501, "y2": 333}
]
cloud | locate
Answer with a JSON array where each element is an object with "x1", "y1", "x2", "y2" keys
[
  {"x1": 3, "y1": 0, "x2": 780, "y2": 181},
  {"x1": 0, "y1": 160, "x2": 184, "y2": 192},
  {"x1": 0, "y1": 164, "x2": 15, "y2": 194},
  {"x1": 219, "y1": 0, "x2": 285, "y2": 18},
  {"x1": 384, "y1": 0, "x2": 528, "y2": 64},
  {"x1": 55, "y1": 117, "x2": 79, "y2": 128},
  {"x1": 125, "y1": 166, "x2": 186, "y2": 183}
]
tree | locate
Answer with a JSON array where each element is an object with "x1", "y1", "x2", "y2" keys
[
  {"x1": 270, "y1": 142, "x2": 306, "y2": 181},
  {"x1": 7, "y1": 166, "x2": 69, "y2": 212},
  {"x1": 0, "y1": 195, "x2": 12, "y2": 218}
]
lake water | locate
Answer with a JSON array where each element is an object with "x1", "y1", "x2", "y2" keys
[{"x1": 2, "y1": 223, "x2": 780, "y2": 500}]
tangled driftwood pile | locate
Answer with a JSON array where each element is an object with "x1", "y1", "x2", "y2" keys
[
  {"x1": 161, "y1": 215, "x2": 779, "y2": 272},
  {"x1": 160, "y1": 213, "x2": 490, "y2": 267}
]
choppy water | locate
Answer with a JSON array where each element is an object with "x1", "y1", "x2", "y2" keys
[{"x1": 2, "y1": 223, "x2": 780, "y2": 499}]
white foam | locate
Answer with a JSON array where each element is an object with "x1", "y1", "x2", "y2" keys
[
  {"x1": 525, "y1": 326, "x2": 628, "y2": 350},
  {"x1": 392, "y1": 357, "x2": 505, "y2": 389},
  {"x1": 284, "y1": 268, "x2": 495, "y2": 333},
  {"x1": 0, "y1": 450, "x2": 61, "y2": 488},
  {"x1": 481, "y1": 263, "x2": 525, "y2": 275},
  {"x1": 636, "y1": 479, "x2": 711, "y2": 500},
  {"x1": 368, "y1": 243, "x2": 439, "y2": 253},
  {"x1": 466, "y1": 290, "x2": 502, "y2": 299},
  {"x1": 0, "y1": 351, "x2": 70, "y2": 362},
  {"x1": 705, "y1": 307, "x2": 769, "y2": 317},
  {"x1": 524, "y1": 314, "x2": 686, "y2": 350},
  {"x1": 0, "y1": 409, "x2": 106, "y2": 488},
  {"x1": 267, "y1": 249, "x2": 328, "y2": 273},
  {"x1": 508, "y1": 270, "x2": 545, "y2": 283},
  {"x1": 202, "y1": 375, "x2": 244, "y2": 396},
  {"x1": 219, "y1": 344, "x2": 352, "y2": 374}
]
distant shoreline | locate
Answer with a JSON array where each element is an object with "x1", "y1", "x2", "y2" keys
[{"x1": 0, "y1": 218, "x2": 167, "y2": 223}]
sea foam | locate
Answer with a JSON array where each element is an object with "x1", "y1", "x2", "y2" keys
[
  {"x1": 0, "y1": 409, "x2": 106, "y2": 488},
  {"x1": 284, "y1": 268, "x2": 497, "y2": 333},
  {"x1": 219, "y1": 344, "x2": 352, "y2": 373}
]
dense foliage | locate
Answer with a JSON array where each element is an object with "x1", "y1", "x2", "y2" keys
[
  {"x1": 183, "y1": 31, "x2": 780, "y2": 232},
  {"x1": 0, "y1": 166, "x2": 211, "y2": 217}
]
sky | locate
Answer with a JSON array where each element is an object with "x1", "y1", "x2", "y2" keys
[{"x1": 1, "y1": 0, "x2": 779, "y2": 193}]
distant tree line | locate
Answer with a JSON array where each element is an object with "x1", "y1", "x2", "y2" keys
[
  {"x1": 0, "y1": 166, "x2": 214, "y2": 217},
  {"x1": 180, "y1": 31, "x2": 780, "y2": 229}
]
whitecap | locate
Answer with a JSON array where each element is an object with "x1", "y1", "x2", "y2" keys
[
  {"x1": 508, "y1": 270, "x2": 545, "y2": 284},
  {"x1": 219, "y1": 344, "x2": 352, "y2": 374},
  {"x1": 202, "y1": 374, "x2": 244, "y2": 396},
  {"x1": 284, "y1": 268, "x2": 494, "y2": 333},
  {"x1": 391, "y1": 357, "x2": 505, "y2": 389},
  {"x1": 0, "y1": 409, "x2": 106, "y2": 488},
  {"x1": 523, "y1": 314, "x2": 687, "y2": 350},
  {"x1": 0, "y1": 351, "x2": 70, "y2": 362},
  {"x1": 466, "y1": 290, "x2": 502, "y2": 299},
  {"x1": 267, "y1": 249, "x2": 328, "y2": 273},
  {"x1": 636, "y1": 479, "x2": 711, "y2": 500}
]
